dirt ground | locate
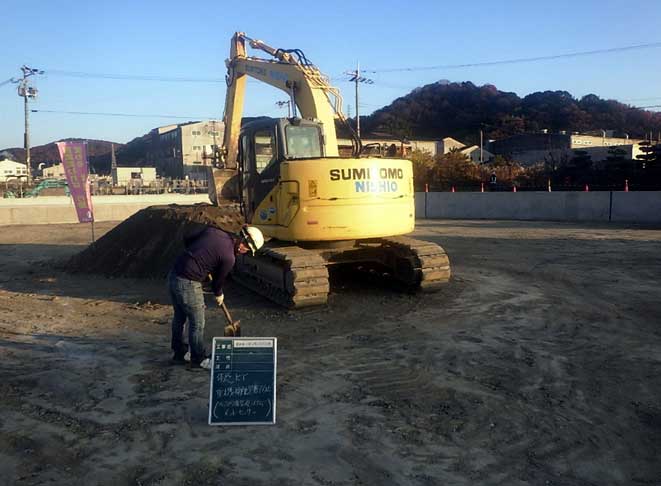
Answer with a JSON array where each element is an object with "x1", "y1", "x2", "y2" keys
[{"x1": 1, "y1": 219, "x2": 660, "y2": 486}]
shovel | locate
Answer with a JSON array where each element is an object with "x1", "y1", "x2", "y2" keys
[{"x1": 221, "y1": 302, "x2": 241, "y2": 337}]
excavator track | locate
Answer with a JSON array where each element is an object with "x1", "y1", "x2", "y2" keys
[
  {"x1": 232, "y1": 245, "x2": 330, "y2": 308},
  {"x1": 232, "y1": 236, "x2": 450, "y2": 309},
  {"x1": 375, "y1": 236, "x2": 452, "y2": 291}
]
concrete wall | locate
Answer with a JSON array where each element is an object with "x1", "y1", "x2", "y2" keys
[
  {"x1": 415, "y1": 191, "x2": 661, "y2": 223},
  {"x1": 5, "y1": 191, "x2": 659, "y2": 225},
  {"x1": 611, "y1": 192, "x2": 661, "y2": 223},
  {"x1": 0, "y1": 194, "x2": 211, "y2": 225}
]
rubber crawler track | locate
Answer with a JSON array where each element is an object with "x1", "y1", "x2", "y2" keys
[
  {"x1": 232, "y1": 237, "x2": 451, "y2": 308},
  {"x1": 378, "y1": 236, "x2": 452, "y2": 291},
  {"x1": 232, "y1": 245, "x2": 330, "y2": 308}
]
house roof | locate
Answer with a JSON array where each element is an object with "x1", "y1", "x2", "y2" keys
[{"x1": 0, "y1": 158, "x2": 27, "y2": 167}]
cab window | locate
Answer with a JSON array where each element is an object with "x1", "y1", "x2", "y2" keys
[
  {"x1": 285, "y1": 125, "x2": 322, "y2": 159},
  {"x1": 254, "y1": 129, "x2": 276, "y2": 174}
]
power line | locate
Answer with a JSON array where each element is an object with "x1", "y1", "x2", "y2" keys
[
  {"x1": 43, "y1": 69, "x2": 225, "y2": 83},
  {"x1": 361, "y1": 41, "x2": 661, "y2": 73},
  {"x1": 337, "y1": 78, "x2": 418, "y2": 91},
  {"x1": 32, "y1": 109, "x2": 218, "y2": 119}
]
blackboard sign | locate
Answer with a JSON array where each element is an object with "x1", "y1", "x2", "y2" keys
[{"x1": 208, "y1": 337, "x2": 277, "y2": 425}]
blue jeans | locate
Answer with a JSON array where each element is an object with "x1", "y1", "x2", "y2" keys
[{"x1": 167, "y1": 271, "x2": 207, "y2": 363}]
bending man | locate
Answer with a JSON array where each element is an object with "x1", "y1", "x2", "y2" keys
[{"x1": 167, "y1": 225, "x2": 264, "y2": 369}]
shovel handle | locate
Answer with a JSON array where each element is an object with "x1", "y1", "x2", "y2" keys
[{"x1": 220, "y1": 301, "x2": 234, "y2": 325}]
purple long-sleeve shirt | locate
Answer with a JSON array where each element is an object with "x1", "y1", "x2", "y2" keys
[{"x1": 172, "y1": 227, "x2": 236, "y2": 296}]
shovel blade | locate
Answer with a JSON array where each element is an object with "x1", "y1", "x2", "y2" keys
[{"x1": 223, "y1": 320, "x2": 241, "y2": 337}]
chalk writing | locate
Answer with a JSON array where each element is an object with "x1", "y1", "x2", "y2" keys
[
  {"x1": 208, "y1": 337, "x2": 277, "y2": 425},
  {"x1": 215, "y1": 384, "x2": 272, "y2": 398}
]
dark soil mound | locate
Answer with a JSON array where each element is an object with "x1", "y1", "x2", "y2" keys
[{"x1": 68, "y1": 204, "x2": 244, "y2": 279}]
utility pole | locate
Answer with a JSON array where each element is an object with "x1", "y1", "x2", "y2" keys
[
  {"x1": 110, "y1": 143, "x2": 118, "y2": 185},
  {"x1": 15, "y1": 66, "x2": 44, "y2": 186},
  {"x1": 355, "y1": 62, "x2": 360, "y2": 138},
  {"x1": 276, "y1": 100, "x2": 291, "y2": 117},
  {"x1": 346, "y1": 64, "x2": 373, "y2": 140}
]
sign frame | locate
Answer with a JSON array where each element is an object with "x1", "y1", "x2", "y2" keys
[{"x1": 207, "y1": 337, "x2": 277, "y2": 426}]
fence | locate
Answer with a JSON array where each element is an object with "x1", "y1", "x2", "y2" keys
[
  {"x1": 415, "y1": 191, "x2": 661, "y2": 223},
  {"x1": 2, "y1": 178, "x2": 209, "y2": 198}
]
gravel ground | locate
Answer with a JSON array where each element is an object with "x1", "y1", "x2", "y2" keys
[{"x1": 0, "y1": 219, "x2": 660, "y2": 486}]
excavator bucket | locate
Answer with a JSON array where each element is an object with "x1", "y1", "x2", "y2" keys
[{"x1": 208, "y1": 167, "x2": 240, "y2": 205}]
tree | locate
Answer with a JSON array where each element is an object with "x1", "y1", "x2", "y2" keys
[
  {"x1": 606, "y1": 146, "x2": 627, "y2": 162},
  {"x1": 544, "y1": 151, "x2": 569, "y2": 173},
  {"x1": 430, "y1": 150, "x2": 480, "y2": 189},
  {"x1": 484, "y1": 155, "x2": 523, "y2": 185},
  {"x1": 603, "y1": 146, "x2": 628, "y2": 171},
  {"x1": 409, "y1": 149, "x2": 435, "y2": 190},
  {"x1": 636, "y1": 141, "x2": 658, "y2": 169},
  {"x1": 557, "y1": 150, "x2": 593, "y2": 186},
  {"x1": 570, "y1": 150, "x2": 593, "y2": 172}
]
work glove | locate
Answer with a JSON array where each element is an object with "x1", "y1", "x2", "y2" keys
[{"x1": 215, "y1": 293, "x2": 224, "y2": 307}]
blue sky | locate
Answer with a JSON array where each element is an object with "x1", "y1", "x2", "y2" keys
[{"x1": 1, "y1": 0, "x2": 660, "y2": 149}]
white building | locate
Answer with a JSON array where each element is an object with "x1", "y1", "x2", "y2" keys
[
  {"x1": 112, "y1": 167, "x2": 157, "y2": 185},
  {"x1": 436, "y1": 137, "x2": 466, "y2": 156},
  {"x1": 0, "y1": 158, "x2": 28, "y2": 182},
  {"x1": 337, "y1": 137, "x2": 461, "y2": 158},
  {"x1": 43, "y1": 163, "x2": 66, "y2": 179},
  {"x1": 570, "y1": 134, "x2": 639, "y2": 148},
  {"x1": 579, "y1": 143, "x2": 646, "y2": 163},
  {"x1": 459, "y1": 145, "x2": 494, "y2": 163}
]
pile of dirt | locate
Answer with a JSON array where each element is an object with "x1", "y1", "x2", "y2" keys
[{"x1": 67, "y1": 203, "x2": 244, "y2": 279}]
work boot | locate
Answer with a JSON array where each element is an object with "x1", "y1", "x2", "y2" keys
[
  {"x1": 171, "y1": 353, "x2": 187, "y2": 365},
  {"x1": 187, "y1": 357, "x2": 211, "y2": 371}
]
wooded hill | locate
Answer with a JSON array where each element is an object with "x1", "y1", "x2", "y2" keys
[{"x1": 360, "y1": 81, "x2": 661, "y2": 145}]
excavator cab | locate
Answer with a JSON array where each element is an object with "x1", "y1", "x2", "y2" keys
[{"x1": 237, "y1": 117, "x2": 325, "y2": 222}]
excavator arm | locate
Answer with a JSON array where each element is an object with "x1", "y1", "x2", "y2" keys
[{"x1": 222, "y1": 32, "x2": 350, "y2": 167}]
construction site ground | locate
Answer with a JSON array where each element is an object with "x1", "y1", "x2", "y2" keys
[{"x1": 0, "y1": 219, "x2": 660, "y2": 486}]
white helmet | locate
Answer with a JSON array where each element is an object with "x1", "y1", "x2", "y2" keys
[{"x1": 240, "y1": 226, "x2": 264, "y2": 255}]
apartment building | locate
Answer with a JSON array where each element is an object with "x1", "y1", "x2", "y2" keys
[
  {"x1": 147, "y1": 120, "x2": 224, "y2": 180},
  {"x1": 489, "y1": 132, "x2": 643, "y2": 166}
]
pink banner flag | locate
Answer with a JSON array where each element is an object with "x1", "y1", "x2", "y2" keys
[{"x1": 56, "y1": 141, "x2": 94, "y2": 223}]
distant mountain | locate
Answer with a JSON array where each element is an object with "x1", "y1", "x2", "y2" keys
[
  {"x1": 2, "y1": 139, "x2": 119, "y2": 174},
  {"x1": 360, "y1": 81, "x2": 661, "y2": 145},
  {"x1": 0, "y1": 136, "x2": 154, "y2": 175}
]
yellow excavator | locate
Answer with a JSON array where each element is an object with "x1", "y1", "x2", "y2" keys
[{"x1": 208, "y1": 32, "x2": 450, "y2": 308}]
